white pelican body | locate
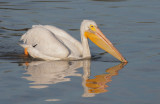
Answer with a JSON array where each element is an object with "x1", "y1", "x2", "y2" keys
[{"x1": 20, "y1": 20, "x2": 127, "y2": 62}]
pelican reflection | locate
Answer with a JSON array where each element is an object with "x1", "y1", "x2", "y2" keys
[
  {"x1": 22, "y1": 61, "x2": 83, "y2": 89},
  {"x1": 22, "y1": 60, "x2": 127, "y2": 97}
]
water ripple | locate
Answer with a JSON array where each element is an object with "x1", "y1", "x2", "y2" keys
[
  {"x1": 0, "y1": 2, "x2": 9, "y2": 4},
  {"x1": 0, "y1": 27, "x2": 29, "y2": 32},
  {"x1": 136, "y1": 21, "x2": 156, "y2": 23},
  {"x1": 31, "y1": 0, "x2": 71, "y2": 2},
  {"x1": 0, "y1": 7, "x2": 29, "y2": 10},
  {"x1": 69, "y1": 29, "x2": 79, "y2": 31},
  {"x1": 91, "y1": 0, "x2": 126, "y2": 2}
]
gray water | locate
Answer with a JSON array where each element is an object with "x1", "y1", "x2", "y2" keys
[{"x1": 0, "y1": 0, "x2": 160, "y2": 104}]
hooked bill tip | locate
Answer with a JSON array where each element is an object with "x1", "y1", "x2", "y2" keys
[{"x1": 121, "y1": 58, "x2": 128, "y2": 63}]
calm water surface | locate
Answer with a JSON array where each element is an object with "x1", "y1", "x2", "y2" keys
[{"x1": 0, "y1": 0, "x2": 160, "y2": 104}]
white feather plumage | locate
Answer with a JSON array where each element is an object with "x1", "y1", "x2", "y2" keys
[{"x1": 20, "y1": 20, "x2": 98, "y2": 60}]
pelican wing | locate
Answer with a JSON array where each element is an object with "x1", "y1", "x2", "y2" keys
[
  {"x1": 20, "y1": 26, "x2": 69, "y2": 59},
  {"x1": 42, "y1": 25, "x2": 83, "y2": 54}
]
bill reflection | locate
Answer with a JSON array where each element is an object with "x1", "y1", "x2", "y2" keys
[{"x1": 82, "y1": 62, "x2": 127, "y2": 97}]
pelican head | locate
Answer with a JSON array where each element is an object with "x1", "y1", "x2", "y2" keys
[{"x1": 81, "y1": 20, "x2": 127, "y2": 62}]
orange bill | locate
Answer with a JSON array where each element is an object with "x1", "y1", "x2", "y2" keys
[{"x1": 85, "y1": 27, "x2": 127, "y2": 62}]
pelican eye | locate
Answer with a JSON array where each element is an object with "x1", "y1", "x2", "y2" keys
[{"x1": 89, "y1": 25, "x2": 96, "y2": 31}]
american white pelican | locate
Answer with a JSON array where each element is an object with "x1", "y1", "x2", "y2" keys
[{"x1": 20, "y1": 20, "x2": 127, "y2": 62}]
